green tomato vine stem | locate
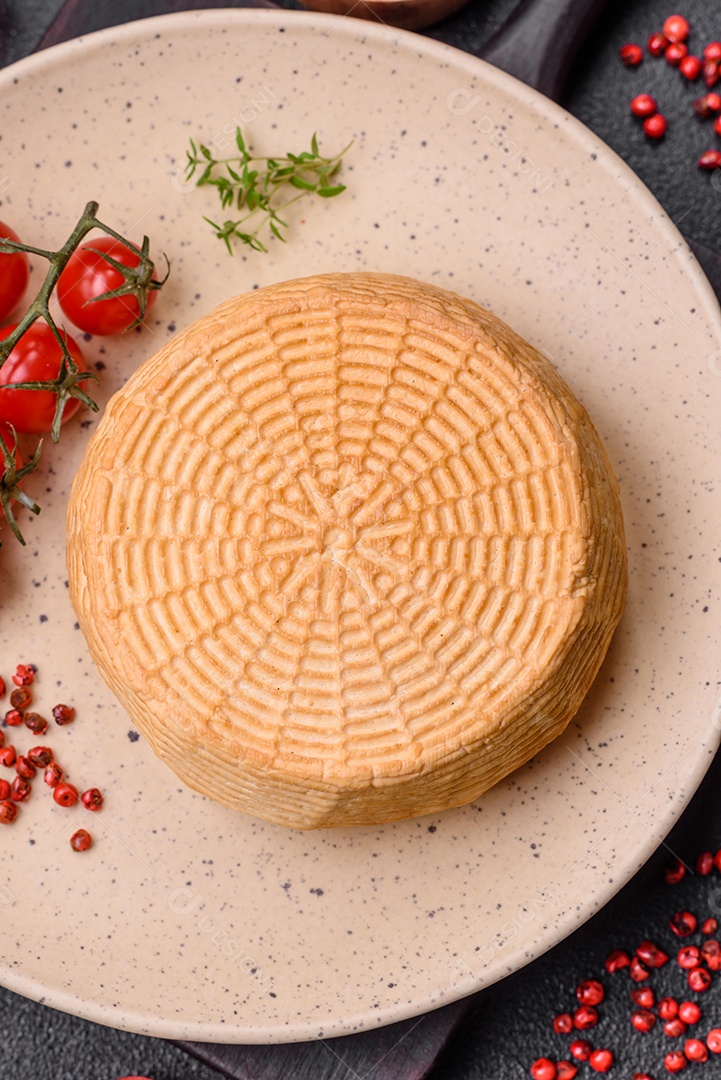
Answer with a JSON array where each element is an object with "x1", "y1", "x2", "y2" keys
[{"x1": 0, "y1": 200, "x2": 168, "y2": 547}]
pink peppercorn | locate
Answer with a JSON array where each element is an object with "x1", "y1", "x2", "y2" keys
[
  {"x1": 629, "y1": 956, "x2": 650, "y2": 981},
  {"x1": 659, "y1": 997, "x2": 679, "y2": 1021},
  {"x1": 696, "y1": 851, "x2": 714, "y2": 874},
  {"x1": 631, "y1": 1009, "x2": 656, "y2": 1033},
  {"x1": 636, "y1": 940, "x2": 668, "y2": 968},
  {"x1": 670, "y1": 911, "x2": 697, "y2": 937},
  {"x1": 631, "y1": 986, "x2": 655, "y2": 1008},
  {"x1": 553, "y1": 1013, "x2": 573, "y2": 1035},
  {"x1": 648, "y1": 32, "x2": 668, "y2": 57},
  {"x1": 605, "y1": 949, "x2": 631, "y2": 973},
  {"x1": 684, "y1": 1038, "x2": 708, "y2": 1062},
  {"x1": 680, "y1": 55, "x2": 702, "y2": 80},
  {"x1": 702, "y1": 917, "x2": 718, "y2": 935},
  {"x1": 677, "y1": 946, "x2": 700, "y2": 970},
  {"x1": 664, "y1": 858, "x2": 686, "y2": 884},
  {"x1": 699, "y1": 149, "x2": 721, "y2": 170},
  {"x1": 643, "y1": 113, "x2": 667, "y2": 139},
  {"x1": 530, "y1": 1060, "x2": 557, "y2": 1080},
  {"x1": 702, "y1": 939, "x2": 721, "y2": 970},
  {"x1": 573, "y1": 1006, "x2": 597, "y2": 1030},
  {"x1": 687, "y1": 967, "x2": 711, "y2": 992},
  {"x1": 663, "y1": 14, "x2": 690, "y2": 43},
  {"x1": 576, "y1": 980, "x2": 604, "y2": 1006},
  {"x1": 678, "y1": 1001, "x2": 701, "y2": 1025},
  {"x1": 665, "y1": 42, "x2": 689, "y2": 66},
  {"x1": 588, "y1": 1049, "x2": 613, "y2": 1074},
  {"x1": 569, "y1": 1040, "x2": 592, "y2": 1062},
  {"x1": 620, "y1": 43, "x2": 644, "y2": 67},
  {"x1": 707, "y1": 1028, "x2": 721, "y2": 1053}
]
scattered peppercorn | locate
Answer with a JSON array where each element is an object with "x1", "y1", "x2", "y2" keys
[
  {"x1": 27, "y1": 746, "x2": 52, "y2": 768},
  {"x1": 631, "y1": 986, "x2": 655, "y2": 1008},
  {"x1": 687, "y1": 966, "x2": 711, "y2": 992},
  {"x1": 676, "y1": 945, "x2": 700, "y2": 969},
  {"x1": 80, "y1": 787, "x2": 103, "y2": 811},
  {"x1": 636, "y1": 940, "x2": 668, "y2": 968},
  {"x1": 0, "y1": 799, "x2": 17, "y2": 824},
  {"x1": 0, "y1": 779, "x2": 10, "y2": 800},
  {"x1": 664, "y1": 859, "x2": 687, "y2": 885},
  {"x1": 605, "y1": 950, "x2": 631, "y2": 973},
  {"x1": 707, "y1": 1028, "x2": 721, "y2": 1053},
  {"x1": 23, "y1": 712, "x2": 48, "y2": 735},
  {"x1": 14, "y1": 755, "x2": 36, "y2": 780},
  {"x1": 680, "y1": 55, "x2": 702, "y2": 79},
  {"x1": 684, "y1": 1038, "x2": 708, "y2": 1062},
  {"x1": 666, "y1": 42, "x2": 689, "y2": 66},
  {"x1": 555, "y1": 1064, "x2": 577, "y2": 1080},
  {"x1": 52, "y1": 704, "x2": 75, "y2": 726},
  {"x1": 631, "y1": 1008, "x2": 656, "y2": 1033},
  {"x1": 664, "y1": 1050, "x2": 688, "y2": 1072},
  {"x1": 630, "y1": 94, "x2": 658, "y2": 118},
  {"x1": 664, "y1": 1017, "x2": 687, "y2": 1038},
  {"x1": 702, "y1": 917, "x2": 718, "y2": 935},
  {"x1": 11, "y1": 664, "x2": 34, "y2": 687},
  {"x1": 686, "y1": 967, "x2": 708, "y2": 989},
  {"x1": 703, "y1": 60, "x2": 719, "y2": 87},
  {"x1": 43, "y1": 763, "x2": 63, "y2": 788},
  {"x1": 643, "y1": 113, "x2": 668, "y2": 138},
  {"x1": 53, "y1": 782, "x2": 79, "y2": 808},
  {"x1": 670, "y1": 911, "x2": 697, "y2": 937},
  {"x1": 630, "y1": 956, "x2": 650, "y2": 981},
  {"x1": 698, "y1": 149, "x2": 721, "y2": 169},
  {"x1": 663, "y1": 14, "x2": 690, "y2": 43},
  {"x1": 3, "y1": 709, "x2": 23, "y2": 727},
  {"x1": 9, "y1": 687, "x2": 32, "y2": 711},
  {"x1": 701, "y1": 938, "x2": 721, "y2": 970},
  {"x1": 659, "y1": 997, "x2": 679, "y2": 1020},
  {"x1": 696, "y1": 851, "x2": 714, "y2": 874},
  {"x1": 10, "y1": 776, "x2": 31, "y2": 802},
  {"x1": 575, "y1": 979, "x2": 604, "y2": 1006},
  {"x1": 620, "y1": 43, "x2": 644, "y2": 67},
  {"x1": 69, "y1": 829, "x2": 92, "y2": 853},
  {"x1": 572, "y1": 1005, "x2": 597, "y2": 1030},
  {"x1": 648, "y1": 31, "x2": 669, "y2": 56},
  {"x1": 568, "y1": 1040, "x2": 592, "y2": 1062},
  {"x1": 678, "y1": 1001, "x2": 701, "y2": 1025},
  {"x1": 588, "y1": 1049, "x2": 613, "y2": 1074},
  {"x1": 0, "y1": 746, "x2": 17, "y2": 767}
]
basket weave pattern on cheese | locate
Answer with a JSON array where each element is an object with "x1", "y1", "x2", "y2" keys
[{"x1": 67, "y1": 273, "x2": 627, "y2": 829}]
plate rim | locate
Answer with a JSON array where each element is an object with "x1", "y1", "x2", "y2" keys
[{"x1": 1, "y1": 5, "x2": 720, "y2": 1043}]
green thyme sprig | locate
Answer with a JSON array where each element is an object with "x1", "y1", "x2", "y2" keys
[
  {"x1": 185, "y1": 129, "x2": 352, "y2": 254},
  {"x1": 0, "y1": 200, "x2": 169, "y2": 546}
]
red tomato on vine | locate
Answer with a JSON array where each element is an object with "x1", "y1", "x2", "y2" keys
[
  {"x1": 58, "y1": 236, "x2": 158, "y2": 335},
  {"x1": 0, "y1": 322, "x2": 86, "y2": 433},
  {"x1": 0, "y1": 221, "x2": 30, "y2": 322}
]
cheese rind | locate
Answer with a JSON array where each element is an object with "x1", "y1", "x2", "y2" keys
[{"x1": 66, "y1": 273, "x2": 627, "y2": 828}]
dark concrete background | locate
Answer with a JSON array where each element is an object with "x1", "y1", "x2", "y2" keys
[{"x1": 1, "y1": 2, "x2": 720, "y2": 1078}]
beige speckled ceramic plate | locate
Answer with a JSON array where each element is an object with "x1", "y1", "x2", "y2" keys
[{"x1": 1, "y1": 9, "x2": 720, "y2": 1045}]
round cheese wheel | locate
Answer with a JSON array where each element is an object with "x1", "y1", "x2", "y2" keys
[{"x1": 67, "y1": 273, "x2": 627, "y2": 829}]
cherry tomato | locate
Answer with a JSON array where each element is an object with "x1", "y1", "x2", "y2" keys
[
  {"x1": 0, "y1": 323, "x2": 86, "y2": 433},
  {"x1": 58, "y1": 236, "x2": 157, "y2": 335},
  {"x1": 0, "y1": 222, "x2": 30, "y2": 323}
]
